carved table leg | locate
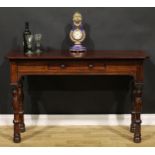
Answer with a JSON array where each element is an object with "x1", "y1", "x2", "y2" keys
[
  {"x1": 133, "y1": 82, "x2": 143, "y2": 143},
  {"x1": 12, "y1": 85, "x2": 21, "y2": 143},
  {"x1": 18, "y1": 80, "x2": 26, "y2": 132}
]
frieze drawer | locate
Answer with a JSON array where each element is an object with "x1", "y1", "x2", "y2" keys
[{"x1": 47, "y1": 61, "x2": 106, "y2": 73}]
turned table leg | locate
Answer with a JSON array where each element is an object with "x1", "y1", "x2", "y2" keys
[
  {"x1": 130, "y1": 80, "x2": 136, "y2": 133},
  {"x1": 11, "y1": 85, "x2": 21, "y2": 143},
  {"x1": 133, "y1": 82, "x2": 143, "y2": 143},
  {"x1": 18, "y1": 80, "x2": 26, "y2": 133}
]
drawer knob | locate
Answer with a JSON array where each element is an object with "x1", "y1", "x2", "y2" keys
[
  {"x1": 88, "y1": 64, "x2": 94, "y2": 68},
  {"x1": 60, "y1": 64, "x2": 66, "y2": 68}
]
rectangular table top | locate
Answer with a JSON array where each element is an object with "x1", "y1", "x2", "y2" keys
[{"x1": 7, "y1": 50, "x2": 148, "y2": 60}]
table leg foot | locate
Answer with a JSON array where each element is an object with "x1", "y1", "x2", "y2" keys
[
  {"x1": 13, "y1": 133, "x2": 21, "y2": 143},
  {"x1": 13, "y1": 120, "x2": 21, "y2": 143},
  {"x1": 134, "y1": 137, "x2": 141, "y2": 143},
  {"x1": 133, "y1": 119, "x2": 141, "y2": 143}
]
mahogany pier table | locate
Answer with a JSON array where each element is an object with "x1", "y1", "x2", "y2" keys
[{"x1": 7, "y1": 50, "x2": 148, "y2": 143}]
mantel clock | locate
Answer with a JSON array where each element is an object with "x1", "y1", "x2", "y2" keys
[{"x1": 69, "y1": 12, "x2": 86, "y2": 57}]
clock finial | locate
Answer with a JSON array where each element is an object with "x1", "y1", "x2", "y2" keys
[{"x1": 72, "y1": 12, "x2": 82, "y2": 27}]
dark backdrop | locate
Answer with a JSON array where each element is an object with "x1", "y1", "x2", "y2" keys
[{"x1": 0, "y1": 7, "x2": 155, "y2": 114}]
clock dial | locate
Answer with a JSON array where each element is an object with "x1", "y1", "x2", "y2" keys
[{"x1": 72, "y1": 29, "x2": 83, "y2": 40}]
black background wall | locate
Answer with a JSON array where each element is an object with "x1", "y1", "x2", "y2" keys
[{"x1": 0, "y1": 7, "x2": 155, "y2": 114}]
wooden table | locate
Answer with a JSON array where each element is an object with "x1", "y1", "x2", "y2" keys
[{"x1": 7, "y1": 50, "x2": 148, "y2": 143}]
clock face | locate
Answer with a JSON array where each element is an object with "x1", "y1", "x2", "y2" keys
[{"x1": 72, "y1": 29, "x2": 83, "y2": 40}]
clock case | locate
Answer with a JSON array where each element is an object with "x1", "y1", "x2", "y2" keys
[{"x1": 69, "y1": 24, "x2": 87, "y2": 56}]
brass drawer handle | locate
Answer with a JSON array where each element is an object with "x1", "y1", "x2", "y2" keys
[
  {"x1": 88, "y1": 64, "x2": 94, "y2": 68},
  {"x1": 60, "y1": 64, "x2": 66, "y2": 68}
]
